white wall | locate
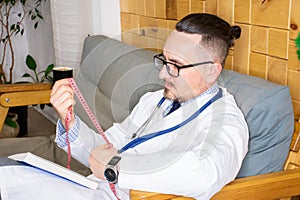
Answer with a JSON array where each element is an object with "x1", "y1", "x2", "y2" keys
[{"x1": 93, "y1": 0, "x2": 121, "y2": 40}]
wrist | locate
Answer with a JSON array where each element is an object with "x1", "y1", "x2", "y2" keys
[{"x1": 104, "y1": 156, "x2": 121, "y2": 184}]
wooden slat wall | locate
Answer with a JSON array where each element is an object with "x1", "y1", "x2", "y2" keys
[{"x1": 120, "y1": 0, "x2": 300, "y2": 120}]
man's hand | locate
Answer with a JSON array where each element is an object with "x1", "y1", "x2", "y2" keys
[
  {"x1": 50, "y1": 79, "x2": 75, "y2": 129},
  {"x1": 89, "y1": 143, "x2": 118, "y2": 180}
]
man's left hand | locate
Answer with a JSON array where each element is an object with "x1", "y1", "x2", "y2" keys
[{"x1": 89, "y1": 143, "x2": 118, "y2": 180}]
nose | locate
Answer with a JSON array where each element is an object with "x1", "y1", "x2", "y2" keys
[{"x1": 159, "y1": 65, "x2": 170, "y2": 80}]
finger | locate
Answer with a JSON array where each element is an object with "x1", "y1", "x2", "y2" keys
[
  {"x1": 51, "y1": 79, "x2": 70, "y2": 94},
  {"x1": 103, "y1": 143, "x2": 113, "y2": 149}
]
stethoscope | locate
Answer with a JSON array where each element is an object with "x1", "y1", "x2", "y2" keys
[
  {"x1": 130, "y1": 97, "x2": 166, "y2": 139},
  {"x1": 118, "y1": 88, "x2": 223, "y2": 154}
]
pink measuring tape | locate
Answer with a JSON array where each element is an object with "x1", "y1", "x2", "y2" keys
[{"x1": 65, "y1": 78, "x2": 120, "y2": 200}]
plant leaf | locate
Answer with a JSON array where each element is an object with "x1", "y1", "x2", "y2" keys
[
  {"x1": 5, "y1": 116, "x2": 17, "y2": 128},
  {"x1": 45, "y1": 64, "x2": 54, "y2": 73},
  {"x1": 295, "y1": 33, "x2": 300, "y2": 60},
  {"x1": 25, "y1": 55, "x2": 37, "y2": 71},
  {"x1": 34, "y1": 22, "x2": 38, "y2": 29},
  {"x1": 10, "y1": 24, "x2": 15, "y2": 31},
  {"x1": 21, "y1": 73, "x2": 32, "y2": 78}
]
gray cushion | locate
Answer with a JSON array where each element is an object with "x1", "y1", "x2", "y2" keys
[
  {"x1": 218, "y1": 70, "x2": 294, "y2": 177},
  {"x1": 75, "y1": 35, "x2": 162, "y2": 131},
  {"x1": 75, "y1": 35, "x2": 294, "y2": 178}
]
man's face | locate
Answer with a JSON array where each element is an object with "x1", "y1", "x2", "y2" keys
[{"x1": 159, "y1": 30, "x2": 219, "y2": 102}]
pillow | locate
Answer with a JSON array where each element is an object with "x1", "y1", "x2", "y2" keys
[{"x1": 218, "y1": 70, "x2": 294, "y2": 177}]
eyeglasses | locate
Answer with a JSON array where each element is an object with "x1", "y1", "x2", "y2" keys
[{"x1": 153, "y1": 54, "x2": 214, "y2": 77}]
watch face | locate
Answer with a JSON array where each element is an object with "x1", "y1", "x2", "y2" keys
[{"x1": 104, "y1": 168, "x2": 117, "y2": 182}]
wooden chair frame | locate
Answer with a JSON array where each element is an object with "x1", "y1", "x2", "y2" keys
[
  {"x1": 0, "y1": 83, "x2": 52, "y2": 131},
  {"x1": 1, "y1": 84, "x2": 300, "y2": 200}
]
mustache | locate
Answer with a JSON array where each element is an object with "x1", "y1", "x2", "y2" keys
[{"x1": 163, "y1": 80, "x2": 175, "y2": 88}]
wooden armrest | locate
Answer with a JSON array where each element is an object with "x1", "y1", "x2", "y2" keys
[
  {"x1": 290, "y1": 121, "x2": 300, "y2": 152},
  {"x1": 0, "y1": 90, "x2": 51, "y2": 107},
  {"x1": 0, "y1": 83, "x2": 51, "y2": 93},
  {"x1": 0, "y1": 83, "x2": 52, "y2": 131},
  {"x1": 130, "y1": 168, "x2": 300, "y2": 200}
]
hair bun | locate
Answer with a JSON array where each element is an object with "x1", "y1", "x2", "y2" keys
[{"x1": 231, "y1": 26, "x2": 241, "y2": 39}]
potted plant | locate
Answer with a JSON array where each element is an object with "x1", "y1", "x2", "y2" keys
[
  {"x1": 0, "y1": 0, "x2": 45, "y2": 84},
  {"x1": 0, "y1": 0, "x2": 48, "y2": 137}
]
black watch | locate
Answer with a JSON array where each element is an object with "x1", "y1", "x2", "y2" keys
[{"x1": 104, "y1": 156, "x2": 121, "y2": 184}]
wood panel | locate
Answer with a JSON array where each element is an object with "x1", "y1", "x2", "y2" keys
[
  {"x1": 267, "y1": 57, "x2": 287, "y2": 85},
  {"x1": 234, "y1": 0, "x2": 251, "y2": 23},
  {"x1": 136, "y1": 0, "x2": 145, "y2": 16},
  {"x1": 224, "y1": 50, "x2": 234, "y2": 70},
  {"x1": 251, "y1": 0, "x2": 291, "y2": 29},
  {"x1": 166, "y1": 0, "x2": 177, "y2": 20},
  {"x1": 233, "y1": 23, "x2": 250, "y2": 74},
  {"x1": 127, "y1": 0, "x2": 137, "y2": 14},
  {"x1": 251, "y1": 25, "x2": 268, "y2": 54},
  {"x1": 218, "y1": 0, "x2": 234, "y2": 24},
  {"x1": 145, "y1": 0, "x2": 155, "y2": 17},
  {"x1": 268, "y1": 29, "x2": 289, "y2": 59},
  {"x1": 205, "y1": 0, "x2": 218, "y2": 15},
  {"x1": 249, "y1": 52, "x2": 267, "y2": 79},
  {"x1": 175, "y1": 0, "x2": 190, "y2": 20},
  {"x1": 139, "y1": 16, "x2": 158, "y2": 38},
  {"x1": 191, "y1": 0, "x2": 205, "y2": 13},
  {"x1": 155, "y1": 0, "x2": 166, "y2": 18},
  {"x1": 290, "y1": 0, "x2": 300, "y2": 40},
  {"x1": 120, "y1": 12, "x2": 131, "y2": 32},
  {"x1": 157, "y1": 19, "x2": 169, "y2": 41},
  {"x1": 120, "y1": 0, "x2": 129, "y2": 12},
  {"x1": 288, "y1": 70, "x2": 300, "y2": 102}
]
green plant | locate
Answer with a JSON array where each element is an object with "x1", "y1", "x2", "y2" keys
[
  {"x1": 21, "y1": 54, "x2": 53, "y2": 110},
  {"x1": 0, "y1": 0, "x2": 46, "y2": 84},
  {"x1": 4, "y1": 113, "x2": 17, "y2": 128},
  {"x1": 296, "y1": 33, "x2": 300, "y2": 61},
  {"x1": 22, "y1": 54, "x2": 54, "y2": 83}
]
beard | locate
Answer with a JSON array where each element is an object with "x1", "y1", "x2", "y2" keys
[{"x1": 163, "y1": 88, "x2": 177, "y2": 100}]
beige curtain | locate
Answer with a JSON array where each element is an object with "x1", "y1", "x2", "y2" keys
[
  {"x1": 49, "y1": 0, "x2": 121, "y2": 70},
  {"x1": 49, "y1": 0, "x2": 93, "y2": 69}
]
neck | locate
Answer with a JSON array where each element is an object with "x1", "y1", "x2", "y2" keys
[{"x1": 180, "y1": 82, "x2": 219, "y2": 104}]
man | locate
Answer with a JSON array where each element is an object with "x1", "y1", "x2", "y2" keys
[{"x1": 0, "y1": 13, "x2": 248, "y2": 200}]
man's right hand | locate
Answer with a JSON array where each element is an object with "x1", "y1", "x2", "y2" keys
[{"x1": 50, "y1": 79, "x2": 76, "y2": 130}]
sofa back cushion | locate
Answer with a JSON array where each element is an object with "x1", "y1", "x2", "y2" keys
[
  {"x1": 74, "y1": 35, "x2": 294, "y2": 178},
  {"x1": 217, "y1": 70, "x2": 294, "y2": 177},
  {"x1": 75, "y1": 35, "x2": 162, "y2": 131}
]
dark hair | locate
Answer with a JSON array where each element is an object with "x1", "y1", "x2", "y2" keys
[{"x1": 176, "y1": 13, "x2": 241, "y2": 67}]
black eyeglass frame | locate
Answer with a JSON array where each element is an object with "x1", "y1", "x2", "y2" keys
[{"x1": 153, "y1": 53, "x2": 214, "y2": 77}]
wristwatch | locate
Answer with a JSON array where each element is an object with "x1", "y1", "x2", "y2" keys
[{"x1": 104, "y1": 156, "x2": 121, "y2": 184}]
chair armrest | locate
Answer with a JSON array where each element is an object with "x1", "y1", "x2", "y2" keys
[
  {"x1": 130, "y1": 168, "x2": 300, "y2": 200},
  {"x1": 0, "y1": 83, "x2": 51, "y2": 93},
  {"x1": 0, "y1": 83, "x2": 52, "y2": 131}
]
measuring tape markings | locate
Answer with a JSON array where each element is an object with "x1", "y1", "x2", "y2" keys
[{"x1": 65, "y1": 78, "x2": 119, "y2": 199}]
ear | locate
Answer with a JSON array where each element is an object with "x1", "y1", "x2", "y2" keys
[
  {"x1": 213, "y1": 63, "x2": 223, "y2": 75},
  {"x1": 207, "y1": 63, "x2": 222, "y2": 81}
]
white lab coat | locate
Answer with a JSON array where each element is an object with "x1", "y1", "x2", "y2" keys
[{"x1": 0, "y1": 87, "x2": 248, "y2": 200}]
